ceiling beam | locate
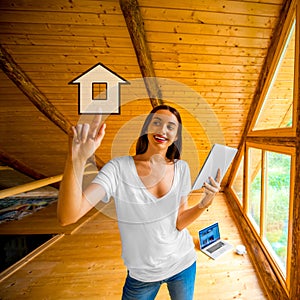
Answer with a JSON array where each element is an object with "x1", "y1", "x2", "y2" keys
[
  {"x1": 0, "y1": 45, "x2": 105, "y2": 168},
  {"x1": 0, "y1": 149, "x2": 61, "y2": 190},
  {"x1": 0, "y1": 45, "x2": 71, "y2": 134},
  {"x1": 119, "y1": 0, "x2": 163, "y2": 107},
  {"x1": 0, "y1": 149, "x2": 47, "y2": 182}
]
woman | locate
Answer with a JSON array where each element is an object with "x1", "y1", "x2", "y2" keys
[{"x1": 57, "y1": 105, "x2": 220, "y2": 300}]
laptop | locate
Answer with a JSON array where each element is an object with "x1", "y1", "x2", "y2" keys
[
  {"x1": 192, "y1": 144, "x2": 237, "y2": 190},
  {"x1": 199, "y1": 222, "x2": 233, "y2": 259}
]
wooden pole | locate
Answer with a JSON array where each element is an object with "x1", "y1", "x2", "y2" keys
[
  {"x1": 119, "y1": 0, "x2": 163, "y2": 107},
  {"x1": 290, "y1": 2, "x2": 300, "y2": 298},
  {"x1": 0, "y1": 175, "x2": 63, "y2": 199}
]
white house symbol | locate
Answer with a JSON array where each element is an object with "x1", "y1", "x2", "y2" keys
[{"x1": 69, "y1": 63, "x2": 128, "y2": 114}]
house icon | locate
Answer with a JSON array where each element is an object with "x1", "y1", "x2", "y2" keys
[{"x1": 69, "y1": 63, "x2": 128, "y2": 114}]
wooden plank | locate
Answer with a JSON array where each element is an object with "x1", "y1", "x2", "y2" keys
[
  {"x1": 145, "y1": 20, "x2": 273, "y2": 39},
  {"x1": 0, "y1": 10, "x2": 125, "y2": 26},
  {"x1": 0, "y1": 34, "x2": 132, "y2": 48},
  {"x1": 14, "y1": 63, "x2": 139, "y2": 74},
  {"x1": 23, "y1": 69, "x2": 258, "y2": 82},
  {"x1": 11, "y1": 53, "x2": 138, "y2": 65},
  {"x1": 2, "y1": 45, "x2": 136, "y2": 56},
  {"x1": 0, "y1": 0, "x2": 123, "y2": 14},
  {"x1": 146, "y1": 32, "x2": 271, "y2": 49},
  {"x1": 154, "y1": 69, "x2": 260, "y2": 81},
  {"x1": 150, "y1": 52, "x2": 265, "y2": 66},
  {"x1": 4, "y1": 43, "x2": 266, "y2": 57},
  {"x1": 24, "y1": 79, "x2": 255, "y2": 94},
  {"x1": 152, "y1": 61, "x2": 262, "y2": 74},
  {"x1": 30, "y1": 77, "x2": 257, "y2": 89},
  {"x1": 140, "y1": 0, "x2": 282, "y2": 16},
  {"x1": 0, "y1": 23, "x2": 129, "y2": 38},
  {"x1": 140, "y1": 7, "x2": 279, "y2": 28},
  {"x1": 149, "y1": 42, "x2": 267, "y2": 57}
]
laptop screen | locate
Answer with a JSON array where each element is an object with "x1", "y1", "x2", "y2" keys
[{"x1": 199, "y1": 222, "x2": 221, "y2": 249}]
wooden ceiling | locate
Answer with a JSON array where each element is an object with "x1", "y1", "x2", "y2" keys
[{"x1": 0, "y1": 0, "x2": 289, "y2": 190}]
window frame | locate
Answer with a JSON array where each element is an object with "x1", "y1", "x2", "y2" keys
[{"x1": 92, "y1": 82, "x2": 108, "y2": 100}]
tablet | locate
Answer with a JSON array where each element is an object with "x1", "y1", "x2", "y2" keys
[{"x1": 192, "y1": 144, "x2": 238, "y2": 191}]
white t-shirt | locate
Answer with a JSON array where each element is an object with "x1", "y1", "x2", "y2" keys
[{"x1": 92, "y1": 156, "x2": 197, "y2": 282}]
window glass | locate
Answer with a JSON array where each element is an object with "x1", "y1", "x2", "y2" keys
[
  {"x1": 232, "y1": 156, "x2": 244, "y2": 206},
  {"x1": 254, "y1": 22, "x2": 295, "y2": 130},
  {"x1": 265, "y1": 151, "x2": 291, "y2": 273},
  {"x1": 248, "y1": 148, "x2": 262, "y2": 233}
]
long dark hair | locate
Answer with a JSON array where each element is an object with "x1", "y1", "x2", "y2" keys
[{"x1": 135, "y1": 105, "x2": 183, "y2": 161}]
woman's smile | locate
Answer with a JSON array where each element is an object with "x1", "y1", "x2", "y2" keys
[{"x1": 153, "y1": 134, "x2": 168, "y2": 143}]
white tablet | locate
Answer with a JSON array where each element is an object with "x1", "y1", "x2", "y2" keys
[{"x1": 192, "y1": 144, "x2": 238, "y2": 191}]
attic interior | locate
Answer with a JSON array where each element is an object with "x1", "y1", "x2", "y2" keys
[{"x1": 0, "y1": 0, "x2": 299, "y2": 299}]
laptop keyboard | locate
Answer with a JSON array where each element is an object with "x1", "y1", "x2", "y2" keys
[{"x1": 207, "y1": 241, "x2": 225, "y2": 253}]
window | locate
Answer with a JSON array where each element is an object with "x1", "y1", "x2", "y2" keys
[
  {"x1": 248, "y1": 148, "x2": 262, "y2": 234},
  {"x1": 253, "y1": 21, "x2": 295, "y2": 131},
  {"x1": 92, "y1": 82, "x2": 107, "y2": 100},
  {"x1": 264, "y1": 151, "x2": 291, "y2": 272},
  {"x1": 247, "y1": 147, "x2": 292, "y2": 277},
  {"x1": 231, "y1": 155, "x2": 244, "y2": 206}
]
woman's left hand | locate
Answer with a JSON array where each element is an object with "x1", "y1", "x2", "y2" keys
[{"x1": 198, "y1": 169, "x2": 221, "y2": 209}]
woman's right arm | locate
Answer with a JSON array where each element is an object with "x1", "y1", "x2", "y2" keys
[{"x1": 57, "y1": 117, "x2": 106, "y2": 226}]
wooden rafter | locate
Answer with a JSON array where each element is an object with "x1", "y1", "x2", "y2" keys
[
  {"x1": 0, "y1": 149, "x2": 47, "y2": 182},
  {"x1": 0, "y1": 45, "x2": 105, "y2": 168},
  {"x1": 0, "y1": 45, "x2": 71, "y2": 134},
  {"x1": 119, "y1": 0, "x2": 163, "y2": 108}
]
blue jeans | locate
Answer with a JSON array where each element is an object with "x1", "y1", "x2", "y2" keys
[{"x1": 122, "y1": 261, "x2": 196, "y2": 300}]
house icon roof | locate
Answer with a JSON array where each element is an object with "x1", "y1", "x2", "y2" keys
[{"x1": 69, "y1": 63, "x2": 129, "y2": 114}]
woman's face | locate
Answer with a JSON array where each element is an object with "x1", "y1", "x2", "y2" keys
[{"x1": 147, "y1": 109, "x2": 179, "y2": 149}]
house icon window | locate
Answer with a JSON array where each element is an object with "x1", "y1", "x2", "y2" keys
[
  {"x1": 69, "y1": 63, "x2": 128, "y2": 115},
  {"x1": 92, "y1": 82, "x2": 107, "y2": 100}
]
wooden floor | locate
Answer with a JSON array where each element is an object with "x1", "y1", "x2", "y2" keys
[{"x1": 0, "y1": 193, "x2": 268, "y2": 300}]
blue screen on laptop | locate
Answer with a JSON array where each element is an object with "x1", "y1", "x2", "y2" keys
[{"x1": 199, "y1": 223, "x2": 220, "y2": 249}]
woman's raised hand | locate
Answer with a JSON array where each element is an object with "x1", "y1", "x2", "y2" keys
[{"x1": 70, "y1": 115, "x2": 106, "y2": 162}]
